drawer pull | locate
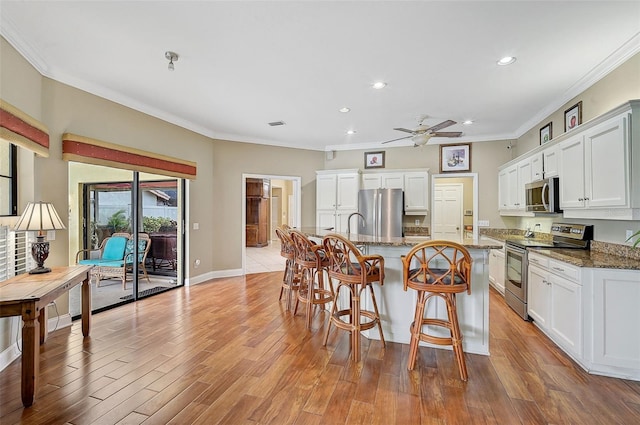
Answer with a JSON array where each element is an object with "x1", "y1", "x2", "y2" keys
[{"x1": 552, "y1": 266, "x2": 565, "y2": 272}]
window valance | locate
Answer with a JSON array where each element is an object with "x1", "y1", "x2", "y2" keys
[
  {"x1": 0, "y1": 99, "x2": 49, "y2": 157},
  {"x1": 62, "y1": 133, "x2": 197, "y2": 180}
]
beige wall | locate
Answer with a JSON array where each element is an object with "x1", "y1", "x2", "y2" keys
[
  {"x1": 516, "y1": 52, "x2": 640, "y2": 156},
  {"x1": 511, "y1": 52, "x2": 640, "y2": 243}
]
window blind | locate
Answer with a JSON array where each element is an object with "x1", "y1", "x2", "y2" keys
[{"x1": 0, "y1": 225, "x2": 33, "y2": 280}]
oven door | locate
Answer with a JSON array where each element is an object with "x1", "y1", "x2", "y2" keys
[{"x1": 505, "y1": 243, "x2": 529, "y2": 319}]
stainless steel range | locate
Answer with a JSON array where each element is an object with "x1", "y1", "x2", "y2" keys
[{"x1": 504, "y1": 223, "x2": 593, "y2": 320}]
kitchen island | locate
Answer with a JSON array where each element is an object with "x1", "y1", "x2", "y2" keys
[{"x1": 300, "y1": 228, "x2": 502, "y2": 355}]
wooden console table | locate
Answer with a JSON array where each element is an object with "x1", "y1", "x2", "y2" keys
[{"x1": 0, "y1": 265, "x2": 93, "y2": 407}]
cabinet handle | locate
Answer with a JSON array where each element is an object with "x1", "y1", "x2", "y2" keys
[
  {"x1": 584, "y1": 197, "x2": 589, "y2": 201},
  {"x1": 578, "y1": 198, "x2": 583, "y2": 201},
  {"x1": 552, "y1": 266, "x2": 565, "y2": 272}
]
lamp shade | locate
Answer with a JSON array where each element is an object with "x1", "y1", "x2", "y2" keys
[{"x1": 14, "y1": 201, "x2": 66, "y2": 232}]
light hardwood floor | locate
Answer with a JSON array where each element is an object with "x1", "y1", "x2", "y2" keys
[{"x1": 1, "y1": 271, "x2": 639, "y2": 424}]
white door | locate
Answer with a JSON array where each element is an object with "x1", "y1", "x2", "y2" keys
[{"x1": 432, "y1": 183, "x2": 463, "y2": 240}]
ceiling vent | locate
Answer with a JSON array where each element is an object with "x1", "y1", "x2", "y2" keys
[{"x1": 268, "y1": 121, "x2": 286, "y2": 127}]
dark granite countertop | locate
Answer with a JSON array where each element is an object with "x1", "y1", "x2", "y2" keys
[
  {"x1": 480, "y1": 228, "x2": 640, "y2": 270},
  {"x1": 528, "y1": 248, "x2": 640, "y2": 271},
  {"x1": 298, "y1": 227, "x2": 502, "y2": 250}
]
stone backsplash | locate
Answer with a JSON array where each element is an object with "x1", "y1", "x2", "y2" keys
[
  {"x1": 480, "y1": 228, "x2": 640, "y2": 260},
  {"x1": 404, "y1": 226, "x2": 430, "y2": 236},
  {"x1": 591, "y1": 240, "x2": 640, "y2": 261}
]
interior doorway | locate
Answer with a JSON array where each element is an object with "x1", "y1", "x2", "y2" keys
[
  {"x1": 433, "y1": 183, "x2": 464, "y2": 240},
  {"x1": 242, "y1": 174, "x2": 301, "y2": 275},
  {"x1": 431, "y1": 173, "x2": 478, "y2": 241}
]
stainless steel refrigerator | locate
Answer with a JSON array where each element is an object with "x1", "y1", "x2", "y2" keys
[{"x1": 357, "y1": 188, "x2": 404, "y2": 238}]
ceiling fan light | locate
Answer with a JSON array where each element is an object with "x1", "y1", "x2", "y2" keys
[{"x1": 412, "y1": 133, "x2": 432, "y2": 145}]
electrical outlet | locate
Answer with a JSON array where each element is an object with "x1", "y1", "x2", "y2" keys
[
  {"x1": 414, "y1": 219, "x2": 421, "y2": 225},
  {"x1": 478, "y1": 220, "x2": 490, "y2": 227},
  {"x1": 194, "y1": 259, "x2": 200, "y2": 268},
  {"x1": 193, "y1": 222, "x2": 199, "y2": 230}
]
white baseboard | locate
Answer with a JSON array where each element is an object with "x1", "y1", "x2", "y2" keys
[
  {"x1": 188, "y1": 268, "x2": 243, "y2": 286},
  {"x1": 0, "y1": 340, "x2": 21, "y2": 372},
  {"x1": 0, "y1": 313, "x2": 73, "y2": 372}
]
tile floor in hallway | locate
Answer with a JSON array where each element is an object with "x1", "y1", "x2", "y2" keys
[{"x1": 246, "y1": 240, "x2": 285, "y2": 274}]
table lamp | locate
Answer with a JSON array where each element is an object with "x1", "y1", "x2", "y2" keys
[{"x1": 14, "y1": 201, "x2": 66, "y2": 274}]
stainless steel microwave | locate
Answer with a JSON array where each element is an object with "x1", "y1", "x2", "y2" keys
[{"x1": 525, "y1": 177, "x2": 562, "y2": 213}]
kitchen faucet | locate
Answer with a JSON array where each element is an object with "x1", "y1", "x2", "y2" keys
[{"x1": 347, "y1": 212, "x2": 366, "y2": 235}]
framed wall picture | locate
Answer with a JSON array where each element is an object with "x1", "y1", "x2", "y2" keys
[
  {"x1": 540, "y1": 122, "x2": 552, "y2": 145},
  {"x1": 440, "y1": 143, "x2": 471, "y2": 173},
  {"x1": 564, "y1": 101, "x2": 582, "y2": 132},
  {"x1": 364, "y1": 151, "x2": 385, "y2": 169}
]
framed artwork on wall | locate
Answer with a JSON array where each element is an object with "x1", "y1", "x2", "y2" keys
[
  {"x1": 440, "y1": 143, "x2": 471, "y2": 173},
  {"x1": 364, "y1": 151, "x2": 385, "y2": 169},
  {"x1": 564, "y1": 101, "x2": 582, "y2": 132},
  {"x1": 540, "y1": 122, "x2": 552, "y2": 145}
]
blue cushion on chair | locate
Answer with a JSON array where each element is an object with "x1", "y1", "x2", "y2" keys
[
  {"x1": 102, "y1": 236, "x2": 128, "y2": 260},
  {"x1": 125, "y1": 239, "x2": 147, "y2": 263},
  {"x1": 79, "y1": 259, "x2": 125, "y2": 267}
]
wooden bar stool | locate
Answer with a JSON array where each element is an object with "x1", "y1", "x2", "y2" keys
[
  {"x1": 289, "y1": 230, "x2": 334, "y2": 329},
  {"x1": 322, "y1": 234, "x2": 386, "y2": 362},
  {"x1": 275, "y1": 226, "x2": 299, "y2": 311},
  {"x1": 402, "y1": 240, "x2": 472, "y2": 381}
]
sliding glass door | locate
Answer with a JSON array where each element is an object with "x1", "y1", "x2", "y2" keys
[{"x1": 70, "y1": 163, "x2": 184, "y2": 317}]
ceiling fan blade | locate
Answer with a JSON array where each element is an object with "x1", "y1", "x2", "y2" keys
[
  {"x1": 427, "y1": 120, "x2": 457, "y2": 132},
  {"x1": 381, "y1": 135, "x2": 412, "y2": 144},
  {"x1": 393, "y1": 127, "x2": 415, "y2": 134},
  {"x1": 433, "y1": 131, "x2": 463, "y2": 137}
]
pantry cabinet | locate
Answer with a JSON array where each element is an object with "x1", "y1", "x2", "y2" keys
[{"x1": 316, "y1": 170, "x2": 360, "y2": 232}]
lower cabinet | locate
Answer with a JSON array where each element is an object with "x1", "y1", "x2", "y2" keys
[
  {"x1": 487, "y1": 239, "x2": 505, "y2": 295},
  {"x1": 528, "y1": 254, "x2": 640, "y2": 381},
  {"x1": 527, "y1": 253, "x2": 582, "y2": 359},
  {"x1": 587, "y1": 268, "x2": 640, "y2": 379}
]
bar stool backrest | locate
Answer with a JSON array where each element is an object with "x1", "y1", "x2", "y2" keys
[
  {"x1": 275, "y1": 226, "x2": 295, "y2": 260},
  {"x1": 289, "y1": 230, "x2": 322, "y2": 268},
  {"x1": 322, "y1": 233, "x2": 383, "y2": 284},
  {"x1": 402, "y1": 240, "x2": 472, "y2": 295}
]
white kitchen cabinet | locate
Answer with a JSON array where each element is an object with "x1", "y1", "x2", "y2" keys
[
  {"x1": 403, "y1": 171, "x2": 429, "y2": 215},
  {"x1": 559, "y1": 113, "x2": 634, "y2": 218},
  {"x1": 587, "y1": 268, "x2": 640, "y2": 379},
  {"x1": 530, "y1": 152, "x2": 544, "y2": 182},
  {"x1": 527, "y1": 254, "x2": 583, "y2": 359},
  {"x1": 527, "y1": 264, "x2": 549, "y2": 328},
  {"x1": 316, "y1": 170, "x2": 360, "y2": 232},
  {"x1": 542, "y1": 144, "x2": 559, "y2": 178},
  {"x1": 488, "y1": 241, "x2": 505, "y2": 295},
  {"x1": 498, "y1": 159, "x2": 534, "y2": 215},
  {"x1": 361, "y1": 172, "x2": 404, "y2": 190}
]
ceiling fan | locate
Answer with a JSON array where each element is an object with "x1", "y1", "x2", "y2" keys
[{"x1": 381, "y1": 119, "x2": 462, "y2": 146}]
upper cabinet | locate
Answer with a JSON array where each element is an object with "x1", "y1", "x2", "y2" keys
[
  {"x1": 559, "y1": 112, "x2": 636, "y2": 219},
  {"x1": 498, "y1": 157, "x2": 535, "y2": 216},
  {"x1": 361, "y1": 172, "x2": 404, "y2": 190},
  {"x1": 361, "y1": 169, "x2": 429, "y2": 215},
  {"x1": 403, "y1": 171, "x2": 429, "y2": 215},
  {"x1": 498, "y1": 100, "x2": 640, "y2": 220}
]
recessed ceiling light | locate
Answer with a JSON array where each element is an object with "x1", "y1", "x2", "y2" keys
[
  {"x1": 497, "y1": 56, "x2": 516, "y2": 66},
  {"x1": 463, "y1": 120, "x2": 474, "y2": 125},
  {"x1": 346, "y1": 130, "x2": 356, "y2": 135},
  {"x1": 339, "y1": 107, "x2": 351, "y2": 113},
  {"x1": 372, "y1": 81, "x2": 387, "y2": 89}
]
